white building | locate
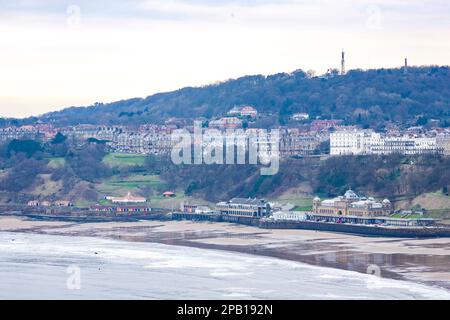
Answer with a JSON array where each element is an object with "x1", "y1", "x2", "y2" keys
[
  {"x1": 227, "y1": 106, "x2": 258, "y2": 118},
  {"x1": 109, "y1": 192, "x2": 147, "y2": 204},
  {"x1": 291, "y1": 113, "x2": 310, "y2": 121},
  {"x1": 330, "y1": 129, "x2": 373, "y2": 155},
  {"x1": 331, "y1": 129, "x2": 439, "y2": 156},
  {"x1": 269, "y1": 211, "x2": 307, "y2": 221},
  {"x1": 209, "y1": 117, "x2": 243, "y2": 129},
  {"x1": 437, "y1": 134, "x2": 450, "y2": 156}
]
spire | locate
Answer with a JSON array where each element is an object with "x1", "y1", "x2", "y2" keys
[
  {"x1": 404, "y1": 58, "x2": 408, "y2": 74},
  {"x1": 341, "y1": 49, "x2": 346, "y2": 75}
]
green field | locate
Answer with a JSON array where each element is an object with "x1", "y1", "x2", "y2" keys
[
  {"x1": 96, "y1": 174, "x2": 164, "y2": 197},
  {"x1": 103, "y1": 153, "x2": 147, "y2": 167},
  {"x1": 271, "y1": 195, "x2": 313, "y2": 211},
  {"x1": 148, "y1": 192, "x2": 214, "y2": 210}
]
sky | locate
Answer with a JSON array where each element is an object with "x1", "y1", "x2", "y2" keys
[{"x1": 0, "y1": 0, "x2": 449, "y2": 118}]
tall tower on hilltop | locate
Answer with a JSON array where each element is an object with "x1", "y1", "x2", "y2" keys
[
  {"x1": 404, "y1": 58, "x2": 408, "y2": 73},
  {"x1": 341, "y1": 50, "x2": 346, "y2": 75}
]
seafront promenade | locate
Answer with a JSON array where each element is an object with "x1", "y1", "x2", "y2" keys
[{"x1": 2, "y1": 203, "x2": 450, "y2": 238}]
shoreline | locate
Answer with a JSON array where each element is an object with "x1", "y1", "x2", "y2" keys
[{"x1": 1, "y1": 216, "x2": 450, "y2": 291}]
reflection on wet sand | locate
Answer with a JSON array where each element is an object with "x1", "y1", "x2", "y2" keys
[
  {"x1": 89, "y1": 227, "x2": 450, "y2": 290},
  {"x1": 1, "y1": 217, "x2": 450, "y2": 290}
]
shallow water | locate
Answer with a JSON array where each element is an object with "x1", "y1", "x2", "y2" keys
[{"x1": 0, "y1": 231, "x2": 449, "y2": 299}]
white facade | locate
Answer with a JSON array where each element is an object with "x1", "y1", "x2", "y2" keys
[
  {"x1": 330, "y1": 129, "x2": 373, "y2": 155},
  {"x1": 270, "y1": 211, "x2": 307, "y2": 221},
  {"x1": 331, "y1": 129, "x2": 439, "y2": 156},
  {"x1": 291, "y1": 113, "x2": 310, "y2": 121},
  {"x1": 437, "y1": 134, "x2": 450, "y2": 156},
  {"x1": 227, "y1": 106, "x2": 258, "y2": 118}
]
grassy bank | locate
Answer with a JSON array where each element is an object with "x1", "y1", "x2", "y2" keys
[{"x1": 103, "y1": 153, "x2": 147, "y2": 167}]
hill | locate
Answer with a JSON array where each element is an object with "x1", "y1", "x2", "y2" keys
[{"x1": 14, "y1": 66, "x2": 450, "y2": 128}]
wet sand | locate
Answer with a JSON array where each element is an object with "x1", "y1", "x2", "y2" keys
[{"x1": 1, "y1": 216, "x2": 450, "y2": 290}]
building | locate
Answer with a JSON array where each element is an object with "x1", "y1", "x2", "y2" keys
[
  {"x1": 27, "y1": 200, "x2": 73, "y2": 207},
  {"x1": 279, "y1": 128, "x2": 323, "y2": 156},
  {"x1": 311, "y1": 120, "x2": 343, "y2": 132},
  {"x1": 40, "y1": 201, "x2": 52, "y2": 207},
  {"x1": 216, "y1": 198, "x2": 271, "y2": 218},
  {"x1": 54, "y1": 200, "x2": 73, "y2": 207},
  {"x1": 312, "y1": 189, "x2": 392, "y2": 217},
  {"x1": 228, "y1": 106, "x2": 258, "y2": 118},
  {"x1": 269, "y1": 211, "x2": 307, "y2": 221},
  {"x1": 291, "y1": 113, "x2": 310, "y2": 121},
  {"x1": 0, "y1": 126, "x2": 42, "y2": 142},
  {"x1": 90, "y1": 205, "x2": 151, "y2": 213},
  {"x1": 60, "y1": 124, "x2": 174, "y2": 155},
  {"x1": 181, "y1": 203, "x2": 216, "y2": 214},
  {"x1": 182, "y1": 203, "x2": 198, "y2": 213},
  {"x1": 330, "y1": 129, "x2": 372, "y2": 155},
  {"x1": 209, "y1": 117, "x2": 243, "y2": 130},
  {"x1": 162, "y1": 191, "x2": 176, "y2": 198},
  {"x1": 108, "y1": 192, "x2": 147, "y2": 204},
  {"x1": 330, "y1": 129, "x2": 439, "y2": 156},
  {"x1": 306, "y1": 213, "x2": 434, "y2": 227},
  {"x1": 437, "y1": 134, "x2": 450, "y2": 156},
  {"x1": 341, "y1": 50, "x2": 346, "y2": 75}
]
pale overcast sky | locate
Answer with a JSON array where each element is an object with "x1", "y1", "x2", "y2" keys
[{"x1": 0, "y1": 0, "x2": 449, "y2": 118}]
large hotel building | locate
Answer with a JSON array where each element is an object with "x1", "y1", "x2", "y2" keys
[{"x1": 330, "y1": 129, "x2": 449, "y2": 156}]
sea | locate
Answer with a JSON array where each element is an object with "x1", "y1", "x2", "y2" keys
[{"x1": 0, "y1": 231, "x2": 449, "y2": 300}]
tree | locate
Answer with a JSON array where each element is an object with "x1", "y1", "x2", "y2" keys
[
  {"x1": 416, "y1": 116, "x2": 428, "y2": 126},
  {"x1": 65, "y1": 144, "x2": 112, "y2": 182},
  {"x1": 51, "y1": 132, "x2": 67, "y2": 144},
  {"x1": 0, "y1": 157, "x2": 47, "y2": 192},
  {"x1": 7, "y1": 140, "x2": 42, "y2": 158},
  {"x1": 306, "y1": 69, "x2": 316, "y2": 78},
  {"x1": 49, "y1": 133, "x2": 69, "y2": 157}
]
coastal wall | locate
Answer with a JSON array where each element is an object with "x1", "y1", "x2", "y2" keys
[
  {"x1": 3, "y1": 205, "x2": 450, "y2": 238},
  {"x1": 172, "y1": 212, "x2": 260, "y2": 226},
  {"x1": 172, "y1": 212, "x2": 221, "y2": 222},
  {"x1": 259, "y1": 220, "x2": 450, "y2": 238},
  {"x1": 0, "y1": 205, "x2": 171, "y2": 222},
  {"x1": 220, "y1": 215, "x2": 260, "y2": 226}
]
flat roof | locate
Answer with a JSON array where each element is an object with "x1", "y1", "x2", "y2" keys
[{"x1": 229, "y1": 198, "x2": 266, "y2": 205}]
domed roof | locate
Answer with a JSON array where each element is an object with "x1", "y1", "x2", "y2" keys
[
  {"x1": 344, "y1": 189, "x2": 358, "y2": 200},
  {"x1": 382, "y1": 198, "x2": 391, "y2": 203},
  {"x1": 313, "y1": 196, "x2": 321, "y2": 201}
]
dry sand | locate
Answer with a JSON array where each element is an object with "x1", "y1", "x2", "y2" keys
[{"x1": 1, "y1": 216, "x2": 450, "y2": 289}]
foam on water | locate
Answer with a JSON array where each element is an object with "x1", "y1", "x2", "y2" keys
[{"x1": 0, "y1": 231, "x2": 449, "y2": 299}]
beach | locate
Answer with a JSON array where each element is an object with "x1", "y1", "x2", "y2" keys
[{"x1": 1, "y1": 216, "x2": 450, "y2": 293}]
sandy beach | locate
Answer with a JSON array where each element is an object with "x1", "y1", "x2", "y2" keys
[{"x1": 1, "y1": 216, "x2": 450, "y2": 290}]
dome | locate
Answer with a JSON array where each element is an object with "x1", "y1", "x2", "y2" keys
[
  {"x1": 382, "y1": 198, "x2": 391, "y2": 203},
  {"x1": 344, "y1": 189, "x2": 359, "y2": 200},
  {"x1": 313, "y1": 196, "x2": 321, "y2": 201}
]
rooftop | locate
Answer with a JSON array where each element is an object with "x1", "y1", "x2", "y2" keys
[{"x1": 229, "y1": 198, "x2": 267, "y2": 205}]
